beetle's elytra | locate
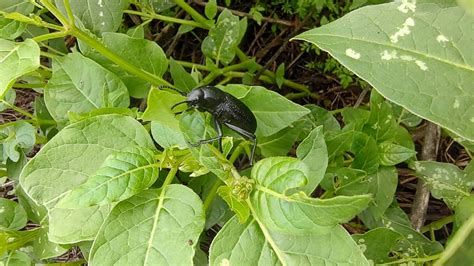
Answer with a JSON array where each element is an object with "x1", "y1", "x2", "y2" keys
[{"x1": 170, "y1": 85, "x2": 257, "y2": 166}]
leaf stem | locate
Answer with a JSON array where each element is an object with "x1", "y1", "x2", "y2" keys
[
  {"x1": 124, "y1": 10, "x2": 206, "y2": 29},
  {"x1": 203, "y1": 177, "x2": 223, "y2": 212},
  {"x1": 173, "y1": 0, "x2": 213, "y2": 29},
  {"x1": 32, "y1": 31, "x2": 67, "y2": 43},
  {"x1": 70, "y1": 27, "x2": 173, "y2": 87},
  {"x1": 421, "y1": 215, "x2": 454, "y2": 233},
  {"x1": 39, "y1": 0, "x2": 70, "y2": 27},
  {"x1": 382, "y1": 254, "x2": 441, "y2": 265},
  {"x1": 63, "y1": 0, "x2": 75, "y2": 27},
  {"x1": 0, "y1": 100, "x2": 35, "y2": 119},
  {"x1": 161, "y1": 166, "x2": 178, "y2": 190}
]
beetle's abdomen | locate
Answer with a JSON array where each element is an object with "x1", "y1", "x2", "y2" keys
[{"x1": 215, "y1": 95, "x2": 257, "y2": 134}]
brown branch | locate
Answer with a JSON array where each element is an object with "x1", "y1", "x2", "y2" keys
[{"x1": 410, "y1": 121, "x2": 441, "y2": 231}]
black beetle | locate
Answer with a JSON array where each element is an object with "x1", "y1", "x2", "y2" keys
[{"x1": 168, "y1": 85, "x2": 257, "y2": 166}]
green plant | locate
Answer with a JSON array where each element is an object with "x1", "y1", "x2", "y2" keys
[{"x1": 0, "y1": 0, "x2": 473, "y2": 265}]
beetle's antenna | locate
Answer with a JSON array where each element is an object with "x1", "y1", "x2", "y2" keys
[
  {"x1": 171, "y1": 101, "x2": 189, "y2": 110},
  {"x1": 158, "y1": 85, "x2": 186, "y2": 96}
]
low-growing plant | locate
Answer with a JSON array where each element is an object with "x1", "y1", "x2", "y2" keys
[{"x1": 0, "y1": 0, "x2": 473, "y2": 265}]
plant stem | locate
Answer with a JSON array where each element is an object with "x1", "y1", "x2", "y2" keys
[
  {"x1": 383, "y1": 254, "x2": 441, "y2": 265},
  {"x1": 32, "y1": 31, "x2": 67, "y2": 43},
  {"x1": 203, "y1": 178, "x2": 223, "y2": 212},
  {"x1": 161, "y1": 166, "x2": 178, "y2": 190},
  {"x1": 173, "y1": 0, "x2": 212, "y2": 29},
  {"x1": 13, "y1": 83, "x2": 47, "y2": 89},
  {"x1": 70, "y1": 27, "x2": 173, "y2": 87},
  {"x1": 421, "y1": 215, "x2": 454, "y2": 233},
  {"x1": 63, "y1": 0, "x2": 75, "y2": 27},
  {"x1": 0, "y1": 100, "x2": 35, "y2": 119},
  {"x1": 39, "y1": 0, "x2": 70, "y2": 28},
  {"x1": 124, "y1": 10, "x2": 206, "y2": 29}
]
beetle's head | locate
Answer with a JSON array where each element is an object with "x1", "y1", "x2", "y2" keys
[{"x1": 171, "y1": 87, "x2": 205, "y2": 111}]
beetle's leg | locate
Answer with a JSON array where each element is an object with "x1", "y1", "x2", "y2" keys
[
  {"x1": 224, "y1": 123, "x2": 257, "y2": 166},
  {"x1": 188, "y1": 119, "x2": 223, "y2": 148},
  {"x1": 213, "y1": 117, "x2": 223, "y2": 152}
]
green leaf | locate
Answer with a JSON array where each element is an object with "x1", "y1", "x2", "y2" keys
[
  {"x1": 378, "y1": 141, "x2": 416, "y2": 166},
  {"x1": 205, "y1": 0, "x2": 218, "y2": 19},
  {"x1": 210, "y1": 216, "x2": 369, "y2": 265},
  {"x1": 363, "y1": 91, "x2": 399, "y2": 142},
  {"x1": 1, "y1": 121, "x2": 36, "y2": 163},
  {"x1": 57, "y1": 146, "x2": 159, "y2": 208},
  {"x1": 0, "y1": 250, "x2": 32, "y2": 266},
  {"x1": 217, "y1": 185, "x2": 250, "y2": 223},
  {"x1": 0, "y1": 0, "x2": 34, "y2": 40},
  {"x1": 0, "y1": 89, "x2": 15, "y2": 112},
  {"x1": 142, "y1": 89, "x2": 187, "y2": 148},
  {"x1": 19, "y1": 114, "x2": 154, "y2": 243},
  {"x1": 202, "y1": 9, "x2": 240, "y2": 65},
  {"x1": 0, "y1": 39, "x2": 39, "y2": 97},
  {"x1": 352, "y1": 227, "x2": 403, "y2": 264},
  {"x1": 32, "y1": 227, "x2": 68, "y2": 260},
  {"x1": 169, "y1": 58, "x2": 197, "y2": 93},
  {"x1": 364, "y1": 166, "x2": 398, "y2": 219},
  {"x1": 250, "y1": 157, "x2": 372, "y2": 234},
  {"x1": 223, "y1": 85, "x2": 310, "y2": 137},
  {"x1": 275, "y1": 63, "x2": 285, "y2": 88},
  {"x1": 258, "y1": 123, "x2": 301, "y2": 157},
  {"x1": 0, "y1": 18, "x2": 27, "y2": 40},
  {"x1": 294, "y1": 2, "x2": 474, "y2": 141},
  {"x1": 90, "y1": 32, "x2": 168, "y2": 98},
  {"x1": 44, "y1": 52, "x2": 130, "y2": 122},
  {"x1": 434, "y1": 215, "x2": 474, "y2": 266},
  {"x1": 89, "y1": 185, "x2": 205, "y2": 265},
  {"x1": 0, "y1": 198, "x2": 27, "y2": 231},
  {"x1": 0, "y1": 229, "x2": 40, "y2": 254},
  {"x1": 296, "y1": 126, "x2": 328, "y2": 194},
  {"x1": 454, "y1": 195, "x2": 474, "y2": 231},
  {"x1": 411, "y1": 161, "x2": 472, "y2": 208},
  {"x1": 55, "y1": 0, "x2": 128, "y2": 35}
]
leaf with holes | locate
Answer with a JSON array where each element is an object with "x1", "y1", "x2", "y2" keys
[{"x1": 294, "y1": 2, "x2": 474, "y2": 141}]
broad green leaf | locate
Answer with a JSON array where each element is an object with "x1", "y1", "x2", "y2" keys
[
  {"x1": 294, "y1": 2, "x2": 474, "y2": 141},
  {"x1": 378, "y1": 141, "x2": 416, "y2": 166},
  {"x1": 142, "y1": 89, "x2": 187, "y2": 148},
  {"x1": 89, "y1": 185, "x2": 205, "y2": 265},
  {"x1": 0, "y1": 198, "x2": 27, "y2": 231},
  {"x1": 411, "y1": 161, "x2": 472, "y2": 208},
  {"x1": 32, "y1": 227, "x2": 68, "y2": 260},
  {"x1": 0, "y1": 39, "x2": 39, "y2": 97},
  {"x1": 250, "y1": 157, "x2": 371, "y2": 234},
  {"x1": 454, "y1": 195, "x2": 474, "y2": 231},
  {"x1": 342, "y1": 108, "x2": 370, "y2": 131},
  {"x1": 82, "y1": 32, "x2": 168, "y2": 98},
  {"x1": 296, "y1": 126, "x2": 328, "y2": 194},
  {"x1": 0, "y1": 250, "x2": 31, "y2": 266},
  {"x1": 202, "y1": 9, "x2": 240, "y2": 65},
  {"x1": 223, "y1": 85, "x2": 310, "y2": 137},
  {"x1": 210, "y1": 216, "x2": 369, "y2": 265},
  {"x1": 258, "y1": 123, "x2": 301, "y2": 157},
  {"x1": 49, "y1": 204, "x2": 112, "y2": 243},
  {"x1": 364, "y1": 166, "x2": 398, "y2": 219},
  {"x1": 6, "y1": 149, "x2": 27, "y2": 181},
  {"x1": 140, "y1": 0, "x2": 175, "y2": 12},
  {"x1": 360, "y1": 205, "x2": 444, "y2": 257},
  {"x1": 352, "y1": 227, "x2": 403, "y2": 264},
  {"x1": 390, "y1": 103, "x2": 423, "y2": 127},
  {"x1": 0, "y1": 0, "x2": 34, "y2": 40},
  {"x1": 44, "y1": 52, "x2": 129, "y2": 122},
  {"x1": 55, "y1": 0, "x2": 128, "y2": 35},
  {"x1": 169, "y1": 58, "x2": 197, "y2": 93},
  {"x1": 434, "y1": 215, "x2": 474, "y2": 266},
  {"x1": 57, "y1": 146, "x2": 159, "y2": 208},
  {"x1": 20, "y1": 115, "x2": 154, "y2": 242},
  {"x1": 1, "y1": 121, "x2": 35, "y2": 163}
]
